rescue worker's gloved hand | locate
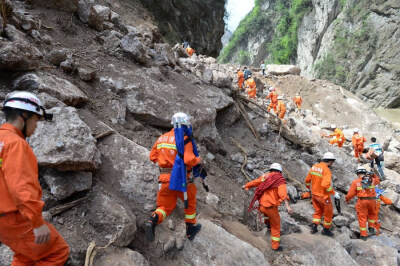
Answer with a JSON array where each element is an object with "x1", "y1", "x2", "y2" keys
[
  {"x1": 334, "y1": 192, "x2": 341, "y2": 199},
  {"x1": 33, "y1": 224, "x2": 51, "y2": 244}
]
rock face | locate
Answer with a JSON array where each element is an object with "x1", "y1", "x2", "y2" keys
[
  {"x1": 30, "y1": 107, "x2": 101, "y2": 171},
  {"x1": 139, "y1": 0, "x2": 225, "y2": 57},
  {"x1": 266, "y1": 65, "x2": 301, "y2": 76},
  {"x1": 179, "y1": 219, "x2": 267, "y2": 265},
  {"x1": 0, "y1": 39, "x2": 42, "y2": 71},
  {"x1": 344, "y1": 239, "x2": 399, "y2": 265},
  {"x1": 94, "y1": 247, "x2": 149, "y2": 266}
]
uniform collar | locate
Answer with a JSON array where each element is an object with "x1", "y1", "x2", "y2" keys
[{"x1": 0, "y1": 123, "x2": 25, "y2": 139}]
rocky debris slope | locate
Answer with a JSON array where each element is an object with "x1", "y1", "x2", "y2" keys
[{"x1": 0, "y1": 0, "x2": 400, "y2": 265}]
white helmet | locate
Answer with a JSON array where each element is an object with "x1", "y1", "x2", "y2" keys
[
  {"x1": 248, "y1": 74, "x2": 252, "y2": 78},
  {"x1": 296, "y1": 93, "x2": 300, "y2": 96},
  {"x1": 330, "y1": 124, "x2": 336, "y2": 129},
  {"x1": 3, "y1": 91, "x2": 52, "y2": 121},
  {"x1": 277, "y1": 96, "x2": 283, "y2": 100},
  {"x1": 355, "y1": 166, "x2": 367, "y2": 174},
  {"x1": 354, "y1": 128, "x2": 359, "y2": 133},
  {"x1": 269, "y1": 87, "x2": 275, "y2": 91},
  {"x1": 270, "y1": 163, "x2": 283, "y2": 172},
  {"x1": 237, "y1": 68, "x2": 240, "y2": 71},
  {"x1": 171, "y1": 112, "x2": 191, "y2": 126},
  {"x1": 323, "y1": 152, "x2": 336, "y2": 160}
]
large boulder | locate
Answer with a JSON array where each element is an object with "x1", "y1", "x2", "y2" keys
[
  {"x1": 212, "y1": 70, "x2": 232, "y2": 88},
  {"x1": 77, "y1": 0, "x2": 95, "y2": 23},
  {"x1": 13, "y1": 73, "x2": 88, "y2": 106},
  {"x1": 179, "y1": 219, "x2": 267, "y2": 265},
  {"x1": 290, "y1": 201, "x2": 315, "y2": 224},
  {"x1": 42, "y1": 169, "x2": 92, "y2": 200},
  {"x1": 97, "y1": 133, "x2": 158, "y2": 210},
  {"x1": 266, "y1": 65, "x2": 301, "y2": 76},
  {"x1": 384, "y1": 151, "x2": 400, "y2": 172},
  {"x1": 344, "y1": 239, "x2": 399, "y2": 265},
  {"x1": 153, "y1": 43, "x2": 176, "y2": 67},
  {"x1": 120, "y1": 32, "x2": 147, "y2": 64},
  {"x1": 94, "y1": 247, "x2": 149, "y2": 266},
  {"x1": 0, "y1": 40, "x2": 42, "y2": 71},
  {"x1": 30, "y1": 107, "x2": 101, "y2": 171},
  {"x1": 88, "y1": 5, "x2": 111, "y2": 32}
]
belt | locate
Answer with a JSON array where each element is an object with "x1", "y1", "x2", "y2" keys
[
  {"x1": 0, "y1": 213, "x2": 6, "y2": 217},
  {"x1": 159, "y1": 167, "x2": 193, "y2": 174},
  {"x1": 359, "y1": 197, "x2": 375, "y2": 200}
]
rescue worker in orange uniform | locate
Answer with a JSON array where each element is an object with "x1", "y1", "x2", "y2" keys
[
  {"x1": 305, "y1": 152, "x2": 339, "y2": 237},
  {"x1": 0, "y1": 91, "x2": 69, "y2": 265},
  {"x1": 293, "y1": 93, "x2": 302, "y2": 110},
  {"x1": 266, "y1": 87, "x2": 278, "y2": 113},
  {"x1": 276, "y1": 96, "x2": 286, "y2": 119},
  {"x1": 237, "y1": 68, "x2": 245, "y2": 90},
  {"x1": 327, "y1": 124, "x2": 345, "y2": 148},
  {"x1": 345, "y1": 166, "x2": 380, "y2": 240},
  {"x1": 186, "y1": 46, "x2": 195, "y2": 57},
  {"x1": 243, "y1": 163, "x2": 293, "y2": 251},
  {"x1": 352, "y1": 128, "x2": 367, "y2": 161},
  {"x1": 245, "y1": 75, "x2": 257, "y2": 99},
  {"x1": 146, "y1": 112, "x2": 202, "y2": 242}
]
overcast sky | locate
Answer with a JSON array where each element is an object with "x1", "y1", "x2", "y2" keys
[{"x1": 225, "y1": 0, "x2": 255, "y2": 32}]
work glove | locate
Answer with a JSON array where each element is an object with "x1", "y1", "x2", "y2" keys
[{"x1": 334, "y1": 192, "x2": 341, "y2": 199}]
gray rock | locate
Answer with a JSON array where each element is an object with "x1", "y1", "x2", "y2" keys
[
  {"x1": 179, "y1": 219, "x2": 267, "y2": 265},
  {"x1": 212, "y1": 70, "x2": 232, "y2": 88},
  {"x1": 163, "y1": 237, "x2": 176, "y2": 252},
  {"x1": 99, "y1": 30, "x2": 122, "y2": 51},
  {"x1": 94, "y1": 247, "x2": 149, "y2": 266},
  {"x1": 202, "y1": 68, "x2": 213, "y2": 84},
  {"x1": 41, "y1": 34, "x2": 52, "y2": 44},
  {"x1": 167, "y1": 219, "x2": 175, "y2": 231},
  {"x1": 42, "y1": 169, "x2": 92, "y2": 200},
  {"x1": 172, "y1": 43, "x2": 189, "y2": 58},
  {"x1": 175, "y1": 237, "x2": 185, "y2": 250},
  {"x1": 25, "y1": 0, "x2": 78, "y2": 12},
  {"x1": 384, "y1": 152, "x2": 400, "y2": 172},
  {"x1": 333, "y1": 215, "x2": 350, "y2": 227},
  {"x1": 38, "y1": 92, "x2": 67, "y2": 109},
  {"x1": 88, "y1": 5, "x2": 111, "y2": 32},
  {"x1": 231, "y1": 152, "x2": 244, "y2": 163},
  {"x1": 153, "y1": 43, "x2": 176, "y2": 67},
  {"x1": 349, "y1": 220, "x2": 359, "y2": 235},
  {"x1": 97, "y1": 133, "x2": 158, "y2": 210},
  {"x1": 60, "y1": 58, "x2": 76, "y2": 73},
  {"x1": 206, "y1": 152, "x2": 215, "y2": 161},
  {"x1": 0, "y1": 39, "x2": 42, "y2": 71},
  {"x1": 266, "y1": 65, "x2": 301, "y2": 76},
  {"x1": 0, "y1": 245, "x2": 13, "y2": 266},
  {"x1": 77, "y1": 0, "x2": 94, "y2": 23},
  {"x1": 78, "y1": 67, "x2": 96, "y2": 81},
  {"x1": 290, "y1": 201, "x2": 315, "y2": 223},
  {"x1": 13, "y1": 73, "x2": 88, "y2": 106},
  {"x1": 286, "y1": 185, "x2": 297, "y2": 200},
  {"x1": 280, "y1": 212, "x2": 302, "y2": 235},
  {"x1": 88, "y1": 185, "x2": 137, "y2": 247},
  {"x1": 47, "y1": 49, "x2": 69, "y2": 66},
  {"x1": 120, "y1": 32, "x2": 147, "y2": 64},
  {"x1": 30, "y1": 107, "x2": 101, "y2": 171},
  {"x1": 344, "y1": 239, "x2": 398, "y2": 265},
  {"x1": 206, "y1": 193, "x2": 219, "y2": 208}
]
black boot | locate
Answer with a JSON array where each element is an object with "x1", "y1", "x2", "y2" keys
[
  {"x1": 145, "y1": 213, "x2": 159, "y2": 242},
  {"x1": 368, "y1": 227, "x2": 376, "y2": 236},
  {"x1": 360, "y1": 236, "x2": 368, "y2": 241},
  {"x1": 310, "y1": 223, "x2": 318, "y2": 234},
  {"x1": 186, "y1": 223, "x2": 202, "y2": 240},
  {"x1": 272, "y1": 246, "x2": 283, "y2": 252},
  {"x1": 321, "y1": 228, "x2": 334, "y2": 237}
]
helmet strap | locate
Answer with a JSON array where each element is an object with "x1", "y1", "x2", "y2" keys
[{"x1": 17, "y1": 111, "x2": 32, "y2": 138}]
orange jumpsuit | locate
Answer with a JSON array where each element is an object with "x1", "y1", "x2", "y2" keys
[
  {"x1": 370, "y1": 195, "x2": 391, "y2": 235},
  {"x1": 266, "y1": 91, "x2": 278, "y2": 113},
  {"x1": 329, "y1": 128, "x2": 345, "y2": 148},
  {"x1": 237, "y1": 71, "x2": 245, "y2": 90},
  {"x1": 277, "y1": 100, "x2": 286, "y2": 119},
  {"x1": 345, "y1": 176, "x2": 380, "y2": 236},
  {"x1": 352, "y1": 133, "x2": 367, "y2": 159},
  {"x1": 305, "y1": 162, "x2": 335, "y2": 229},
  {"x1": 293, "y1": 96, "x2": 302, "y2": 109},
  {"x1": 245, "y1": 173, "x2": 289, "y2": 250},
  {"x1": 246, "y1": 78, "x2": 257, "y2": 99},
  {"x1": 0, "y1": 123, "x2": 69, "y2": 265},
  {"x1": 186, "y1": 47, "x2": 195, "y2": 57},
  {"x1": 149, "y1": 129, "x2": 201, "y2": 224}
]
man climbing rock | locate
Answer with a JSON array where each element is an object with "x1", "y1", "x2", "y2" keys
[
  {"x1": 293, "y1": 93, "x2": 302, "y2": 111},
  {"x1": 352, "y1": 128, "x2": 367, "y2": 162},
  {"x1": 266, "y1": 87, "x2": 278, "y2": 114},
  {"x1": 345, "y1": 166, "x2": 380, "y2": 240},
  {"x1": 146, "y1": 112, "x2": 203, "y2": 242},
  {"x1": 0, "y1": 91, "x2": 69, "y2": 265},
  {"x1": 237, "y1": 68, "x2": 245, "y2": 90},
  {"x1": 366, "y1": 137, "x2": 385, "y2": 177},
  {"x1": 305, "y1": 152, "x2": 338, "y2": 237},
  {"x1": 245, "y1": 75, "x2": 257, "y2": 99},
  {"x1": 186, "y1": 46, "x2": 195, "y2": 57},
  {"x1": 276, "y1": 96, "x2": 286, "y2": 119},
  {"x1": 325, "y1": 124, "x2": 345, "y2": 148},
  {"x1": 243, "y1": 163, "x2": 293, "y2": 251}
]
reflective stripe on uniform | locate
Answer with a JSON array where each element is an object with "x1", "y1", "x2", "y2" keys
[
  {"x1": 323, "y1": 221, "x2": 332, "y2": 226},
  {"x1": 368, "y1": 219, "x2": 376, "y2": 223},
  {"x1": 367, "y1": 185, "x2": 375, "y2": 189},
  {"x1": 357, "y1": 187, "x2": 362, "y2": 190},
  {"x1": 326, "y1": 187, "x2": 333, "y2": 192},
  {"x1": 305, "y1": 183, "x2": 311, "y2": 186},
  {"x1": 377, "y1": 199, "x2": 381, "y2": 202},
  {"x1": 157, "y1": 143, "x2": 177, "y2": 150},
  {"x1": 360, "y1": 227, "x2": 367, "y2": 231},
  {"x1": 185, "y1": 213, "x2": 196, "y2": 220},
  {"x1": 0, "y1": 158, "x2": 2, "y2": 168},
  {"x1": 271, "y1": 236, "x2": 280, "y2": 242},
  {"x1": 313, "y1": 218, "x2": 321, "y2": 222},
  {"x1": 155, "y1": 209, "x2": 166, "y2": 220},
  {"x1": 310, "y1": 172, "x2": 322, "y2": 177}
]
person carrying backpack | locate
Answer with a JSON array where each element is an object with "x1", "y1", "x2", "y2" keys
[
  {"x1": 242, "y1": 163, "x2": 292, "y2": 251},
  {"x1": 243, "y1": 67, "x2": 252, "y2": 80}
]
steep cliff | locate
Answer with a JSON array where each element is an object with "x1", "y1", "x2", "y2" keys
[
  {"x1": 139, "y1": 0, "x2": 226, "y2": 57},
  {"x1": 222, "y1": 0, "x2": 400, "y2": 108}
]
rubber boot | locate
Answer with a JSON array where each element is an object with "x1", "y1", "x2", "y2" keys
[
  {"x1": 321, "y1": 228, "x2": 334, "y2": 237},
  {"x1": 360, "y1": 236, "x2": 368, "y2": 241},
  {"x1": 186, "y1": 223, "x2": 202, "y2": 241},
  {"x1": 272, "y1": 246, "x2": 283, "y2": 252},
  {"x1": 310, "y1": 223, "x2": 318, "y2": 234},
  {"x1": 145, "y1": 213, "x2": 159, "y2": 242},
  {"x1": 368, "y1": 227, "x2": 376, "y2": 236}
]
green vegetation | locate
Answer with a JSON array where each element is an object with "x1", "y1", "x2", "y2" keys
[{"x1": 238, "y1": 50, "x2": 251, "y2": 65}]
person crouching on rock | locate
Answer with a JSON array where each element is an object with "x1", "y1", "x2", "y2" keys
[
  {"x1": 146, "y1": 112, "x2": 202, "y2": 242},
  {"x1": 0, "y1": 91, "x2": 69, "y2": 265},
  {"x1": 243, "y1": 163, "x2": 293, "y2": 252}
]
